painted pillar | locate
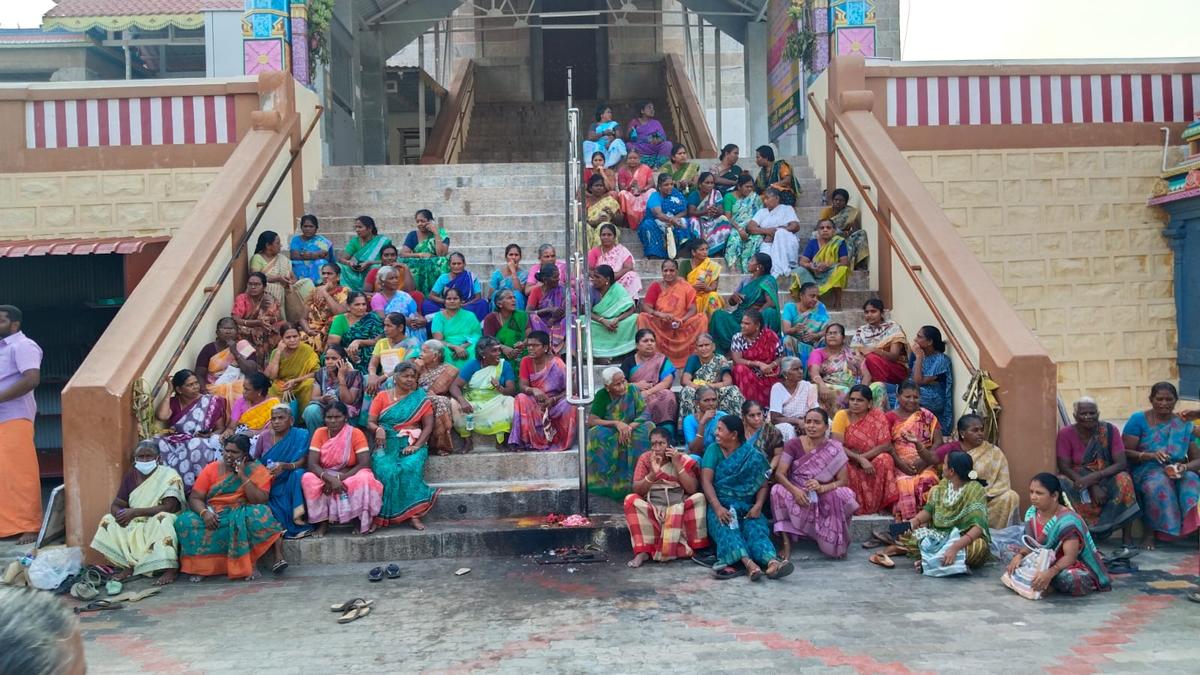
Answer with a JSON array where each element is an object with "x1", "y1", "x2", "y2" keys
[
  {"x1": 811, "y1": 0, "x2": 830, "y2": 75},
  {"x1": 1160, "y1": 200, "x2": 1200, "y2": 396},
  {"x1": 243, "y1": 0, "x2": 292, "y2": 76},
  {"x1": 290, "y1": 2, "x2": 310, "y2": 85}
]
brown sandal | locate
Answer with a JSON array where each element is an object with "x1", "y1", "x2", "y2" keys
[{"x1": 869, "y1": 553, "x2": 896, "y2": 569}]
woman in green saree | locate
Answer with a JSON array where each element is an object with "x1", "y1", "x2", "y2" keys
[
  {"x1": 337, "y1": 215, "x2": 391, "y2": 292},
  {"x1": 658, "y1": 144, "x2": 699, "y2": 196},
  {"x1": 1005, "y1": 473, "x2": 1111, "y2": 596},
  {"x1": 889, "y1": 450, "x2": 991, "y2": 572},
  {"x1": 398, "y1": 208, "x2": 451, "y2": 295},
  {"x1": 710, "y1": 252, "x2": 781, "y2": 353},
  {"x1": 589, "y1": 264, "x2": 639, "y2": 360},
  {"x1": 368, "y1": 363, "x2": 439, "y2": 531},
  {"x1": 483, "y1": 289, "x2": 528, "y2": 373},
  {"x1": 586, "y1": 367, "x2": 653, "y2": 500},
  {"x1": 327, "y1": 292, "x2": 385, "y2": 380},
  {"x1": 723, "y1": 175, "x2": 766, "y2": 274},
  {"x1": 431, "y1": 286, "x2": 482, "y2": 369}
]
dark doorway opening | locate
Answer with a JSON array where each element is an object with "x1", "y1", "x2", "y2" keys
[{"x1": 541, "y1": 0, "x2": 599, "y2": 101}]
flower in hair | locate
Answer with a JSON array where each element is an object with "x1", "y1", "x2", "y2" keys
[{"x1": 968, "y1": 470, "x2": 979, "y2": 480}]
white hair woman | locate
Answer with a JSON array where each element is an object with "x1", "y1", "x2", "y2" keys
[
  {"x1": 586, "y1": 366, "x2": 653, "y2": 499},
  {"x1": 1056, "y1": 396, "x2": 1140, "y2": 553}
]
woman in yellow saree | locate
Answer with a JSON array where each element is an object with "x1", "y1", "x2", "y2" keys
[
  {"x1": 226, "y1": 372, "x2": 282, "y2": 453},
  {"x1": 90, "y1": 440, "x2": 186, "y2": 585},
  {"x1": 195, "y1": 317, "x2": 259, "y2": 410},
  {"x1": 821, "y1": 188, "x2": 867, "y2": 269},
  {"x1": 687, "y1": 240, "x2": 725, "y2": 316},
  {"x1": 585, "y1": 173, "x2": 624, "y2": 250},
  {"x1": 792, "y1": 220, "x2": 850, "y2": 300},
  {"x1": 934, "y1": 414, "x2": 1021, "y2": 529},
  {"x1": 264, "y1": 323, "x2": 319, "y2": 414}
]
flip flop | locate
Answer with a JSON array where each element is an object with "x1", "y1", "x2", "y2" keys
[
  {"x1": 748, "y1": 567, "x2": 764, "y2": 582},
  {"x1": 711, "y1": 566, "x2": 746, "y2": 580},
  {"x1": 367, "y1": 567, "x2": 384, "y2": 582},
  {"x1": 1107, "y1": 558, "x2": 1137, "y2": 575},
  {"x1": 338, "y1": 604, "x2": 372, "y2": 624},
  {"x1": 1109, "y1": 547, "x2": 1139, "y2": 561},
  {"x1": 870, "y1": 553, "x2": 896, "y2": 569},
  {"x1": 1188, "y1": 591, "x2": 1200, "y2": 604},
  {"x1": 70, "y1": 581, "x2": 99, "y2": 601},
  {"x1": 767, "y1": 559, "x2": 795, "y2": 580},
  {"x1": 106, "y1": 587, "x2": 162, "y2": 604},
  {"x1": 74, "y1": 600, "x2": 124, "y2": 614},
  {"x1": 861, "y1": 536, "x2": 885, "y2": 549},
  {"x1": 691, "y1": 551, "x2": 718, "y2": 568},
  {"x1": 385, "y1": 563, "x2": 401, "y2": 579},
  {"x1": 272, "y1": 560, "x2": 289, "y2": 576},
  {"x1": 330, "y1": 598, "x2": 375, "y2": 613}
]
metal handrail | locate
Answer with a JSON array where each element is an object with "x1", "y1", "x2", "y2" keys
[
  {"x1": 806, "y1": 92, "x2": 979, "y2": 373},
  {"x1": 148, "y1": 105, "x2": 325, "y2": 403},
  {"x1": 563, "y1": 67, "x2": 596, "y2": 516}
]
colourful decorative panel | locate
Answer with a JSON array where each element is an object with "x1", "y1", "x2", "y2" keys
[
  {"x1": 290, "y1": 3, "x2": 310, "y2": 85},
  {"x1": 836, "y1": 26, "x2": 875, "y2": 57},
  {"x1": 25, "y1": 96, "x2": 238, "y2": 149},
  {"x1": 884, "y1": 73, "x2": 1200, "y2": 127},
  {"x1": 812, "y1": 0, "x2": 831, "y2": 75},
  {"x1": 830, "y1": 0, "x2": 875, "y2": 28},
  {"x1": 245, "y1": 38, "x2": 287, "y2": 75}
]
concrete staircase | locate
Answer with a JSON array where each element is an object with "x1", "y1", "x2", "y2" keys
[
  {"x1": 459, "y1": 99, "x2": 676, "y2": 164},
  {"x1": 295, "y1": 156, "x2": 886, "y2": 563}
]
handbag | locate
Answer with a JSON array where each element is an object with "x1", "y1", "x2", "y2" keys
[
  {"x1": 1001, "y1": 534, "x2": 1056, "y2": 600},
  {"x1": 919, "y1": 527, "x2": 969, "y2": 577}
]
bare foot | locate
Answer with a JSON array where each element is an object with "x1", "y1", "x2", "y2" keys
[
  {"x1": 314, "y1": 522, "x2": 328, "y2": 539},
  {"x1": 765, "y1": 560, "x2": 781, "y2": 576},
  {"x1": 154, "y1": 569, "x2": 178, "y2": 586},
  {"x1": 1140, "y1": 533, "x2": 1156, "y2": 551},
  {"x1": 627, "y1": 552, "x2": 650, "y2": 568},
  {"x1": 111, "y1": 568, "x2": 133, "y2": 581},
  {"x1": 16, "y1": 532, "x2": 37, "y2": 545},
  {"x1": 410, "y1": 517, "x2": 426, "y2": 531}
]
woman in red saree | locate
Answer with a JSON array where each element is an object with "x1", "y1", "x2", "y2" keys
[
  {"x1": 885, "y1": 380, "x2": 943, "y2": 520},
  {"x1": 730, "y1": 309, "x2": 783, "y2": 408},
  {"x1": 831, "y1": 384, "x2": 898, "y2": 515},
  {"x1": 636, "y1": 259, "x2": 707, "y2": 367},
  {"x1": 616, "y1": 148, "x2": 656, "y2": 227},
  {"x1": 509, "y1": 331, "x2": 576, "y2": 451},
  {"x1": 850, "y1": 298, "x2": 909, "y2": 386}
]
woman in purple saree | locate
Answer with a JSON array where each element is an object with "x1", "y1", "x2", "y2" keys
[
  {"x1": 526, "y1": 263, "x2": 567, "y2": 355},
  {"x1": 770, "y1": 408, "x2": 858, "y2": 560},
  {"x1": 156, "y1": 369, "x2": 227, "y2": 490},
  {"x1": 627, "y1": 101, "x2": 673, "y2": 169}
]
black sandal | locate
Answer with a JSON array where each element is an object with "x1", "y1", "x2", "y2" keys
[
  {"x1": 272, "y1": 559, "x2": 289, "y2": 575},
  {"x1": 385, "y1": 563, "x2": 401, "y2": 579},
  {"x1": 368, "y1": 567, "x2": 384, "y2": 582},
  {"x1": 767, "y1": 559, "x2": 795, "y2": 579},
  {"x1": 712, "y1": 565, "x2": 746, "y2": 580}
]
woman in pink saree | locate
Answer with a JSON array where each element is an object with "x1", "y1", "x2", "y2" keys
[
  {"x1": 509, "y1": 331, "x2": 576, "y2": 451},
  {"x1": 770, "y1": 408, "x2": 858, "y2": 560},
  {"x1": 300, "y1": 402, "x2": 383, "y2": 535},
  {"x1": 621, "y1": 330, "x2": 679, "y2": 440},
  {"x1": 617, "y1": 149, "x2": 656, "y2": 228}
]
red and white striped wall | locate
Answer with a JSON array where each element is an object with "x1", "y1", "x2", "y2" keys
[
  {"x1": 885, "y1": 73, "x2": 1200, "y2": 127},
  {"x1": 24, "y1": 95, "x2": 237, "y2": 149}
]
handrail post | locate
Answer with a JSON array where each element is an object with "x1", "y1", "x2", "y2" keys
[{"x1": 563, "y1": 66, "x2": 595, "y2": 516}]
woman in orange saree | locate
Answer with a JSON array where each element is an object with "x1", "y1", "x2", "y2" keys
[
  {"x1": 636, "y1": 259, "x2": 708, "y2": 367},
  {"x1": 616, "y1": 149, "x2": 656, "y2": 228},
  {"x1": 831, "y1": 384, "x2": 898, "y2": 515},
  {"x1": 885, "y1": 381, "x2": 943, "y2": 520},
  {"x1": 174, "y1": 434, "x2": 287, "y2": 580}
]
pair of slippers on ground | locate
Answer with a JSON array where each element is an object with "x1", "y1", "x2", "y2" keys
[
  {"x1": 711, "y1": 560, "x2": 795, "y2": 581},
  {"x1": 331, "y1": 597, "x2": 373, "y2": 624},
  {"x1": 367, "y1": 563, "x2": 402, "y2": 582}
]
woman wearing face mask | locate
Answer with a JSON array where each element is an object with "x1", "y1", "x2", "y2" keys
[
  {"x1": 90, "y1": 440, "x2": 186, "y2": 586},
  {"x1": 175, "y1": 434, "x2": 288, "y2": 581}
]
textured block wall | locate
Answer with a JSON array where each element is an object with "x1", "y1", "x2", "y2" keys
[
  {"x1": 904, "y1": 147, "x2": 1175, "y2": 415},
  {"x1": 0, "y1": 169, "x2": 218, "y2": 240}
]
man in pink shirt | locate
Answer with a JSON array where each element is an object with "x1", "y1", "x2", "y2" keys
[{"x1": 0, "y1": 305, "x2": 43, "y2": 544}]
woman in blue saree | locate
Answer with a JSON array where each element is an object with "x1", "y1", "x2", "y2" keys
[
  {"x1": 488, "y1": 243, "x2": 527, "y2": 311},
  {"x1": 422, "y1": 252, "x2": 491, "y2": 321},
  {"x1": 289, "y1": 214, "x2": 334, "y2": 284},
  {"x1": 337, "y1": 215, "x2": 391, "y2": 292},
  {"x1": 1121, "y1": 382, "x2": 1200, "y2": 549},
  {"x1": 582, "y1": 103, "x2": 628, "y2": 168},
  {"x1": 368, "y1": 363, "x2": 440, "y2": 531},
  {"x1": 640, "y1": 173, "x2": 697, "y2": 259},
  {"x1": 1005, "y1": 473, "x2": 1111, "y2": 597},
  {"x1": 701, "y1": 414, "x2": 794, "y2": 581},
  {"x1": 255, "y1": 405, "x2": 314, "y2": 539}
]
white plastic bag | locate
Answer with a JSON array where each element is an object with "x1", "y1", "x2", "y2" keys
[
  {"x1": 27, "y1": 547, "x2": 83, "y2": 591},
  {"x1": 1001, "y1": 535, "x2": 1056, "y2": 600},
  {"x1": 920, "y1": 527, "x2": 969, "y2": 577}
]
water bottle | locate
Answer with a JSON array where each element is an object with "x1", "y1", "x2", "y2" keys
[
  {"x1": 727, "y1": 507, "x2": 739, "y2": 530},
  {"x1": 465, "y1": 413, "x2": 475, "y2": 432},
  {"x1": 1079, "y1": 488, "x2": 1091, "y2": 505},
  {"x1": 807, "y1": 490, "x2": 819, "y2": 504}
]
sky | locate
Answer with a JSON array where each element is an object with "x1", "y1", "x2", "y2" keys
[{"x1": 1, "y1": 0, "x2": 1198, "y2": 61}]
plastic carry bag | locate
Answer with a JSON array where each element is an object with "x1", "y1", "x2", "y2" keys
[
  {"x1": 1001, "y1": 535, "x2": 1056, "y2": 600},
  {"x1": 920, "y1": 527, "x2": 969, "y2": 577},
  {"x1": 27, "y1": 547, "x2": 83, "y2": 591}
]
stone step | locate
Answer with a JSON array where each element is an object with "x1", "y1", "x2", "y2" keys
[
  {"x1": 281, "y1": 515, "x2": 630, "y2": 564},
  {"x1": 314, "y1": 174, "x2": 565, "y2": 191},
  {"x1": 279, "y1": 512, "x2": 891, "y2": 564},
  {"x1": 307, "y1": 197, "x2": 561, "y2": 216},
  {"x1": 309, "y1": 185, "x2": 566, "y2": 203},
  {"x1": 424, "y1": 448, "x2": 580, "y2": 483},
  {"x1": 458, "y1": 152, "x2": 568, "y2": 163},
  {"x1": 427, "y1": 478, "x2": 579, "y2": 520},
  {"x1": 320, "y1": 162, "x2": 564, "y2": 178}
]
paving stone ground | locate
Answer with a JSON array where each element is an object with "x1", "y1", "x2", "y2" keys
[{"x1": 72, "y1": 539, "x2": 1200, "y2": 674}]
